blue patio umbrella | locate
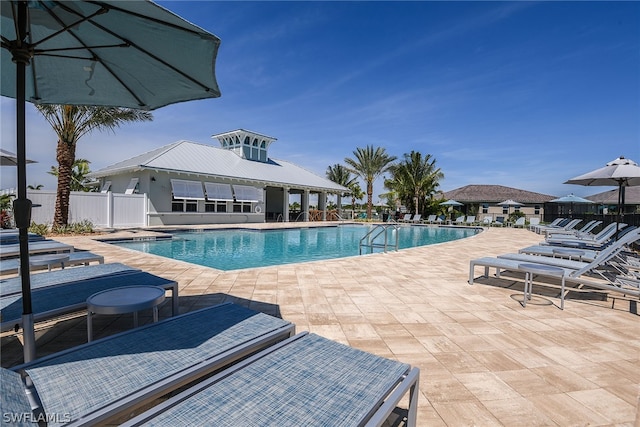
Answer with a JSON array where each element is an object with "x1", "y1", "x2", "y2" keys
[{"x1": 1, "y1": 0, "x2": 221, "y2": 362}]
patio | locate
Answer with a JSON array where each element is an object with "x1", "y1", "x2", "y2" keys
[{"x1": 1, "y1": 225, "x2": 638, "y2": 425}]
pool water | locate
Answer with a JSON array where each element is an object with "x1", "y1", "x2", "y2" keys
[{"x1": 112, "y1": 225, "x2": 479, "y2": 271}]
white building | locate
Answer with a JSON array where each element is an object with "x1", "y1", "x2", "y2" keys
[{"x1": 88, "y1": 129, "x2": 349, "y2": 226}]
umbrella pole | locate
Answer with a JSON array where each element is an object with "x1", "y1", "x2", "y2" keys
[{"x1": 14, "y1": 0, "x2": 36, "y2": 363}]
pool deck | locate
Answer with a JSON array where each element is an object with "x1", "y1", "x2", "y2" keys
[{"x1": 1, "y1": 224, "x2": 639, "y2": 425}]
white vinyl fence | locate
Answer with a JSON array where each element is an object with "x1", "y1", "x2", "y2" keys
[{"x1": 27, "y1": 190, "x2": 147, "y2": 228}]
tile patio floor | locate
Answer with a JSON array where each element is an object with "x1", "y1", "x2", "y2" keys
[{"x1": 1, "y1": 225, "x2": 638, "y2": 426}]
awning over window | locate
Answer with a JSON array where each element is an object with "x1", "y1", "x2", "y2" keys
[
  {"x1": 124, "y1": 178, "x2": 139, "y2": 194},
  {"x1": 100, "y1": 181, "x2": 111, "y2": 193},
  {"x1": 233, "y1": 185, "x2": 263, "y2": 202},
  {"x1": 171, "y1": 179, "x2": 205, "y2": 200},
  {"x1": 204, "y1": 182, "x2": 234, "y2": 201}
]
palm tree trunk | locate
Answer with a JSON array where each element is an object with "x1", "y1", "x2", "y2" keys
[
  {"x1": 367, "y1": 181, "x2": 373, "y2": 219},
  {"x1": 53, "y1": 139, "x2": 75, "y2": 228}
]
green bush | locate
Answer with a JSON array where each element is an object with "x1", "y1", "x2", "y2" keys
[
  {"x1": 29, "y1": 222, "x2": 50, "y2": 235},
  {"x1": 29, "y1": 220, "x2": 94, "y2": 236}
]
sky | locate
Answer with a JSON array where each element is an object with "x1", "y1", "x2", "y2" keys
[{"x1": 1, "y1": 1, "x2": 639, "y2": 202}]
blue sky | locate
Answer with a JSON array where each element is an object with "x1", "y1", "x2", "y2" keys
[{"x1": 1, "y1": 1, "x2": 639, "y2": 201}]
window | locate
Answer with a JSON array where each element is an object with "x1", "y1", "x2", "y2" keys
[
  {"x1": 170, "y1": 179, "x2": 204, "y2": 212},
  {"x1": 233, "y1": 185, "x2": 263, "y2": 202},
  {"x1": 482, "y1": 203, "x2": 488, "y2": 214},
  {"x1": 233, "y1": 202, "x2": 252, "y2": 213},
  {"x1": 100, "y1": 181, "x2": 111, "y2": 193},
  {"x1": 502, "y1": 206, "x2": 508, "y2": 214},
  {"x1": 205, "y1": 201, "x2": 227, "y2": 212},
  {"x1": 534, "y1": 205, "x2": 541, "y2": 215},
  {"x1": 204, "y1": 182, "x2": 233, "y2": 201},
  {"x1": 124, "y1": 178, "x2": 139, "y2": 194},
  {"x1": 172, "y1": 200, "x2": 197, "y2": 212},
  {"x1": 170, "y1": 179, "x2": 205, "y2": 200}
]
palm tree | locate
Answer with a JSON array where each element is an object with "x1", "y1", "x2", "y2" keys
[
  {"x1": 326, "y1": 164, "x2": 358, "y2": 188},
  {"x1": 326, "y1": 163, "x2": 358, "y2": 217},
  {"x1": 344, "y1": 146, "x2": 396, "y2": 219},
  {"x1": 48, "y1": 159, "x2": 94, "y2": 192},
  {"x1": 36, "y1": 105, "x2": 152, "y2": 227},
  {"x1": 348, "y1": 182, "x2": 364, "y2": 219},
  {"x1": 27, "y1": 184, "x2": 43, "y2": 190},
  {"x1": 386, "y1": 151, "x2": 443, "y2": 215}
]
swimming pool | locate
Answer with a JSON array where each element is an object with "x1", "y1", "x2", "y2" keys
[{"x1": 111, "y1": 225, "x2": 479, "y2": 271}]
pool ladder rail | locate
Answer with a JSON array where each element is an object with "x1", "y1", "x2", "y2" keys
[{"x1": 359, "y1": 223, "x2": 400, "y2": 255}]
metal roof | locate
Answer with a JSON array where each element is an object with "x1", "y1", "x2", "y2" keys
[{"x1": 88, "y1": 140, "x2": 348, "y2": 193}]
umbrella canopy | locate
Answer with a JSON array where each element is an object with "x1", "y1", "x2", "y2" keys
[
  {"x1": 550, "y1": 194, "x2": 593, "y2": 217},
  {"x1": 498, "y1": 199, "x2": 523, "y2": 206},
  {"x1": 564, "y1": 156, "x2": 640, "y2": 187},
  {"x1": 565, "y1": 156, "x2": 640, "y2": 240},
  {"x1": 549, "y1": 194, "x2": 594, "y2": 204},
  {"x1": 1, "y1": 0, "x2": 221, "y2": 363},
  {"x1": 1, "y1": 1, "x2": 221, "y2": 108},
  {"x1": 439, "y1": 199, "x2": 464, "y2": 206},
  {"x1": 0, "y1": 148, "x2": 36, "y2": 166}
]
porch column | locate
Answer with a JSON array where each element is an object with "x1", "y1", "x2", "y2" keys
[
  {"x1": 283, "y1": 186, "x2": 290, "y2": 222},
  {"x1": 302, "y1": 189, "x2": 310, "y2": 222},
  {"x1": 337, "y1": 194, "x2": 342, "y2": 219},
  {"x1": 319, "y1": 192, "x2": 327, "y2": 221}
]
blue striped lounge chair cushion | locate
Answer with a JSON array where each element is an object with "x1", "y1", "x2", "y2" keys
[
  {"x1": 133, "y1": 333, "x2": 411, "y2": 426},
  {"x1": 20, "y1": 303, "x2": 291, "y2": 426},
  {"x1": 1, "y1": 271, "x2": 172, "y2": 326},
  {"x1": 0, "y1": 262, "x2": 138, "y2": 296},
  {"x1": 0, "y1": 368, "x2": 36, "y2": 427}
]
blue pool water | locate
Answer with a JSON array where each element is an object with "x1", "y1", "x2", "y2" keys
[{"x1": 111, "y1": 225, "x2": 479, "y2": 271}]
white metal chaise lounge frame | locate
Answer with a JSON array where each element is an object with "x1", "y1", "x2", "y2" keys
[
  {"x1": 121, "y1": 332, "x2": 420, "y2": 427},
  {"x1": 544, "y1": 222, "x2": 625, "y2": 247},
  {"x1": 468, "y1": 228, "x2": 640, "y2": 307},
  {"x1": 0, "y1": 239, "x2": 74, "y2": 258},
  {"x1": 3, "y1": 303, "x2": 295, "y2": 426},
  {"x1": 0, "y1": 251, "x2": 105, "y2": 275}
]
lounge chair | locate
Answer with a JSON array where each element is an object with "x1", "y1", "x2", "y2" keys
[
  {"x1": 452, "y1": 215, "x2": 465, "y2": 225},
  {"x1": 481, "y1": 215, "x2": 492, "y2": 226},
  {"x1": 546, "y1": 220, "x2": 602, "y2": 239},
  {"x1": 121, "y1": 332, "x2": 420, "y2": 427},
  {"x1": 1, "y1": 264, "x2": 179, "y2": 332},
  {"x1": 545, "y1": 222, "x2": 626, "y2": 247},
  {"x1": 410, "y1": 214, "x2": 422, "y2": 223},
  {"x1": 532, "y1": 217, "x2": 566, "y2": 234},
  {"x1": 492, "y1": 216, "x2": 505, "y2": 227},
  {"x1": 0, "y1": 262, "x2": 137, "y2": 297},
  {"x1": 465, "y1": 215, "x2": 476, "y2": 225},
  {"x1": 398, "y1": 213, "x2": 412, "y2": 222},
  {"x1": 0, "y1": 239, "x2": 74, "y2": 259},
  {"x1": 520, "y1": 226, "x2": 637, "y2": 261},
  {"x1": 527, "y1": 217, "x2": 540, "y2": 231},
  {"x1": 0, "y1": 231, "x2": 45, "y2": 245},
  {"x1": 425, "y1": 214, "x2": 437, "y2": 224},
  {"x1": 0, "y1": 250, "x2": 105, "y2": 275},
  {"x1": 3, "y1": 303, "x2": 295, "y2": 426},
  {"x1": 435, "y1": 215, "x2": 445, "y2": 224},
  {"x1": 541, "y1": 218, "x2": 582, "y2": 237},
  {"x1": 518, "y1": 245, "x2": 600, "y2": 262},
  {"x1": 468, "y1": 228, "x2": 640, "y2": 307},
  {"x1": 512, "y1": 217, "x2": 526, "y2": 228}
]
